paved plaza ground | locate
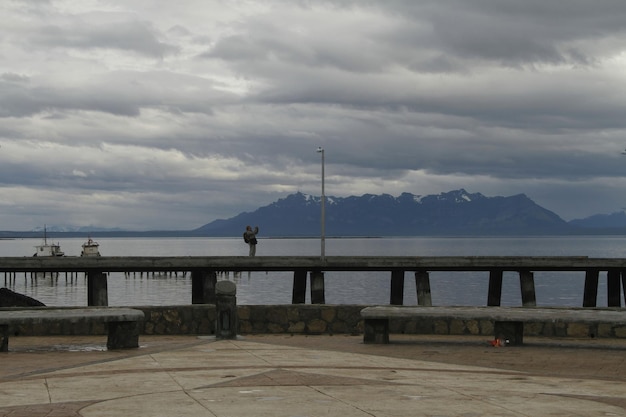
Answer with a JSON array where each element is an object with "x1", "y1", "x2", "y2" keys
[{"x1": 1, "y1": 334, "x2": 626, "y2": 416}]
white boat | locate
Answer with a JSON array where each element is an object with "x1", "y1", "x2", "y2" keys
[
  {"x1": 80, "y1": 238, "x2": 101, "y2": 257},
  {"x1": 33, "y1": 227, "x2": 65, "y2": 257}
]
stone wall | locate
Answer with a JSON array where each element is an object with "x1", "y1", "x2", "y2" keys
[
  {"x1": 389, "y1": 316, "x2": 626, "y2": 338},
  {"x1": 139, "y1": 305, "x2": 216, "y2": 335},
  {"x1": 2, "y1": 305, "x2": 217, "y2": 337},
  {"x1": 135, "y1": 305, "x2": 366, "y2": 336},
  {"x1": 3, "y1": 305, "x2": 366, "y2": 337},
  {"x1": 139, "y1": 305, "x2": 366, "y2": 336},
  {"x1": 237, "y1": 305, "x2": 364, "y2": 335},
  {"x1": 4, "y1": 305, "x2": 626, "y2": 339}
]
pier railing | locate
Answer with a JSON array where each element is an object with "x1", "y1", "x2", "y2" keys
[{"x1": 1, "y1": 256, "x2": 626, "y2": 307}]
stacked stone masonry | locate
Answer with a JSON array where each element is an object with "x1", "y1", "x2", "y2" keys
[
  {"x1": 390, "y1": 317, "x2": 626, "y2": 338},
  {"x1": 237, "y1": 305, "x2": 364, "y2": 335},
  {"x1": 2, "y1": 305, "x2": 625, "y2": 339}
]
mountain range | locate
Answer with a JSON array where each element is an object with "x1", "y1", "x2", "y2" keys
[
  {"x1": 3, "y1": 189, "x2": 626, "y2": 238},
  {"x1": 193, "y1": 189, "x2": 624, "y2": 237}
]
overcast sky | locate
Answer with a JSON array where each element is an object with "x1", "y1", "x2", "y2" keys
[{"x1": 2, "y1": 0, "x2": 626, "y2": 231}]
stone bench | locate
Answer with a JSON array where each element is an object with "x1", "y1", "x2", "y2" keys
[
  {"x1": 361, "y1": 306, "x2": 626, "y2": 345},
  {"x1": 0, "y1": 307, "x2": 145, "y2": 352}
]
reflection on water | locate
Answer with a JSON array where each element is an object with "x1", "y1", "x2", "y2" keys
[{"x1": 1, "y1": 236, "x2": 624, "y2": 307}]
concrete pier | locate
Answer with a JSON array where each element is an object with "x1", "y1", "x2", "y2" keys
[{"x1": 1, "y1": 256, "x2": 626, "y2": 307}]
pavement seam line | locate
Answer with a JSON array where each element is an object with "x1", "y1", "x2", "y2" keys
[{"x1": 310, "y1": 385, "x2": 377, "y2": 417}]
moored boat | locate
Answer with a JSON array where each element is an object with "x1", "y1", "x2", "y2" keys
[
  {"x1": 33, "y1": 226, "x2": 64, "y2": 257},
  {"x1": 80, "y1": 238, "x2": 101, "y2": 257}
]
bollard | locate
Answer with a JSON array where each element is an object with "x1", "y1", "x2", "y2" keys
[{"x1": 215, "y1": 280, "x2": 238, "y2": 339}]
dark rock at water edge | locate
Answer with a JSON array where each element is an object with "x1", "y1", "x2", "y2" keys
[{"x1": 0, "y1": 287, "x2": 46, "y2": 307}]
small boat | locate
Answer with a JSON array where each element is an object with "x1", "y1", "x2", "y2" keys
[
  {"x1": 33, "y1": 226, "x2": 64, "y2": 257},
  {"x1": 80, "y1": 238, "x2": 101, "y2": 257}
]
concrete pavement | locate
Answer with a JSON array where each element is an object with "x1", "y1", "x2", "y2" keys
[{"x1": 1, "y1": 334, "x2": 626, "y2": 416}]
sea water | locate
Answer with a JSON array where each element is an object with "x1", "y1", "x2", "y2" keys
[{"x1": 1, "y1": 236, "x2": 625, "y2": 307}]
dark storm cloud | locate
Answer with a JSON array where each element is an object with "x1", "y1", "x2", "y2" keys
[
  {"x1": 201, "y1": 1, "x2": 626, "y2": 129},
  {"x1": 423, "y1": 3, "x2": 626, "y2": 63},
  {"x1": 375, "y1": 0, "x2": 626, "y2": 63},
  {"x1": 1, "y1": 0, "x2": 626, "y2": 230}
]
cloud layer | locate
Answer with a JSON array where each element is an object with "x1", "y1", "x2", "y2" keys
[{"x1": 2, "y1": 0, "x2": 626, "y2": 230}]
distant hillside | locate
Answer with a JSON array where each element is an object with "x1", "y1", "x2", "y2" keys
[
  {"x1": 194, "y1": 189, "x2": 574, "y2": 237},
  {"x1": 569, "y1": 211, "x2": 626, "y2": 228}
]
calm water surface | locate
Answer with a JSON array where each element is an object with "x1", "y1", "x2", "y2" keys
[{"x1": 2, "y1": 236, "x2": 625, "y2": 307}]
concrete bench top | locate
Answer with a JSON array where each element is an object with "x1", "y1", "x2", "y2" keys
[
  {"x1": 361, "y1": 306, "x2": 626, "y2": 324},
  {"x1": 0, "y1": 308, "x2": 144, "y2": 324}
]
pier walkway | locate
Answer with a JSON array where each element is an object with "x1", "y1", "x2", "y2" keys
[
  {"x1": 2, "y1": 256, "x2": 626, "y2": 307},
  {"x1": 1, "y1": 334, "x2": 626, "y2": 416}
]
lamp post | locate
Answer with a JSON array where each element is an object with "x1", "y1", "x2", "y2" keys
[{"x1": 317, "y1": 147, "x2": 325, "y2": 259}]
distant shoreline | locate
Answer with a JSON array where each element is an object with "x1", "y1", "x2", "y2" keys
[{"x1": 3, "y1": 232, "x2": 626, "y2": 239}]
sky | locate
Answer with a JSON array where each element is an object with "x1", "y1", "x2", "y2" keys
[{"x1": 2, "y1": 0, "x2": 626, "y2": 231}]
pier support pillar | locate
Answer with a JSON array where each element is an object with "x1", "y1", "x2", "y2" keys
[
  {"x1": 607, "y1": 269, "x2": 621, "y2": 307},
  {"x1": 292, "y1": 270, "x2": 307, "y2": 304},
  {"x1": 415, "y1": 271, "x2": 432, "y2": 306},
  {"x1": 87, "y1": 271, "x2": 108, "y2": 306},
  {"x1": 519, "y1": 270, "x2": 536, "y2": 307},
  {"x1": 583, "y1": 269, "x2": 599, "y2": 307},
  {"x1": 390, "y1": 270, "x2": 404, "y2": 305},
  {"x1": 192, "y1": 270, "x2": 217, "y2": 304},
  {"x1": 622, "y1": 270, "x2": 626, "y2": 307},
  {"x1": 215, "y1": 280, "x2": 237, "y2": 339},
  {"x1": 487, "y1": 270, "x2": 503, "y2": 306},
  {"x1": 310, "y1": 271, "x2": 325, "y2": 304}
]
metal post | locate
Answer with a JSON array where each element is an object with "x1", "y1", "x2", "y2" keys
[{"x1": 317, "y1": 147, "x2": 325, "y2": 259}]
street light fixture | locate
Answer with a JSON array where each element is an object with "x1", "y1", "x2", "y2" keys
[{"x1": 317, "y1": 147, "x2": 325, "y2": 259}]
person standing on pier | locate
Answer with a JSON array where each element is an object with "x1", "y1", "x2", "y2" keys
[{"x1": 244, "y1": 225, "x2": 259, "y2": 256}]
